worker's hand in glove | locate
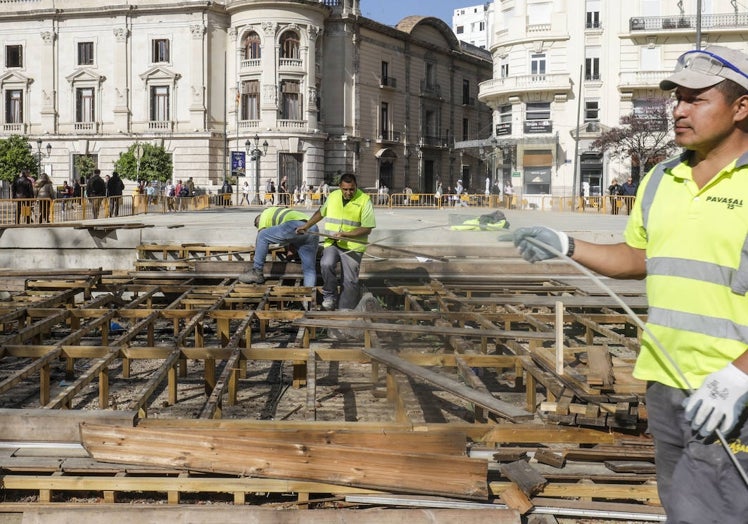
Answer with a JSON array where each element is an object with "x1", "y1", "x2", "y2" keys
[
  {"x1": 506, "y1": 226, "x2": 569, "y2": 263},
  {"x1": 683, "y1": 363, "x2": 748, "y2": 438}
]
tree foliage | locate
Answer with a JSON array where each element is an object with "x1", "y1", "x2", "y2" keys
[
  {"x1": 74, "y1": 155, "x2": 96, "y2": 181},
  {"x1": 0, "y1": 135, "x2": 40, "y2": 182},
  {"x1": 113, "y1": 143, "x2": 173, "y2": 183},
  {"x1": 592, "y1": 102, "x2": 677, "y2": 176}
]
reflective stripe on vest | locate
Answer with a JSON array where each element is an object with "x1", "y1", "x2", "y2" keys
[
  {"x1": 323, "y1": 190, "x2": 370, "y2": 252},
  {"x1": 258, "y1": 207, "x2": 309, "y2": 229},
  {"x1": 632, "y1": 153, "x2": 748, "y2": 388}
]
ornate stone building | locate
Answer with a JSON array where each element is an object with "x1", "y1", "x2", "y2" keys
[
  {"x1": 478, "y1": 0, "x2": 748, "y2": 206},
  {"x1": 0, "y1": 0, "x2": 491, "y2": 195}
]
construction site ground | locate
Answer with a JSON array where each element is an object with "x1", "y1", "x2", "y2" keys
[{"x1": 0, "y1": 206, "x2": 665, "y2": 523}]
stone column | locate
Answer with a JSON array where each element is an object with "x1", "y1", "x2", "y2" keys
[
  {"x1": 112, "y1": 26, "x2": 130, "y2": 132},
  {"x1": 260, "y1": 21, "x2": 277, "y2": 126},
  {"x1": 189, "y1": 23, "x2": 207, "y2": 131},
  {"x1": 305, "y1": 26, "x2": 321, "y2": 129},
  {"x1": 39, "y1": 30, "x2": 56, "y2": 132}
]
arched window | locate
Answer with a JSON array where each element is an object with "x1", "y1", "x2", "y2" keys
[
  {"x1": 242, "y1": 32, "x2": 261, "y2": 60},
  {"x1": 280, "y1": 31, "x2": 300, "y2": 60}
]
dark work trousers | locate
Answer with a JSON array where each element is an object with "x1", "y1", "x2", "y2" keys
[
  {"x1": 320, "y1": 244, "x2": 363, "y2": 310},
  {"x1": 646, "y1": 381, "x2": 748, "y2": 524}
]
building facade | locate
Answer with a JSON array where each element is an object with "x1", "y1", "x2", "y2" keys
[
  {"x1": 452, "y1": 2, "x2": 493, "y2": 49},
  {"x1": 0, "y1": 0, "x2": 492, "y2": 197},
  {"x1": 478, "y1": 0, "x2": 748, "y2": 207}
]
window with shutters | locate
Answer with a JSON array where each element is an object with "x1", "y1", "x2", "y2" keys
[
  {"x1": 5, "y1": 45, "x2": 22, "y2": 68},
  {"x1": 280, "y1": 31, "x2": 300, "y2": 60},
  {"x1": 150, "y1": 85, "x2": 170, "y2": 122},
  {"x1": 152, "y1": 39, "x2": 170, "y2": 63},
  {"x1": 76, "y1": 87, "x2": 95, "y2": 123},
  {"x1": 77, "y1": 42, "x2": 94, "y2": 66},
  {"x1": 242, "y1": 32, "x2": 261, "y2": 60},
  {"x1": 280, "y1": 80, "x2": 301, "y2": 120},
  {"x1": 241, "y1": 80, "x2": 260, "y2": 120},
  {"x1": 5, "y1": 89, "x2": 22, "y2": 124}
]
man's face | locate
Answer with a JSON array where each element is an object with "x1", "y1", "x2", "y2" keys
[
  {"x1": 672, "y1": 85, "x2": 739, "y2": 152},
  {"x1": 339, "y1": 181, "x2": 357, "y2": 200}
]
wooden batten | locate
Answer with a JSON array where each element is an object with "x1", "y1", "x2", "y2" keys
[{"x1": 80, "y1": 424, "x2": 489, "y2": 500}]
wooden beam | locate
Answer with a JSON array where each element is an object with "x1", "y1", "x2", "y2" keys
[
  {"x1": 80, "y1": 424, "x2": 489, "y2": 500},
  {"x1": 364, "y1": 347, "x2": 533, "y2": 423}
]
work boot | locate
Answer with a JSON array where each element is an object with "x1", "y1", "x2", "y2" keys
[
  {"x1": 238, "y1": 268, "x2": 265, "y2": 284},
  {"x1": 321, "y1": 297, "x2": 335, "y2": 310}
]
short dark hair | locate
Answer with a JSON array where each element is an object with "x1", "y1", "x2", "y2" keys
[
  {"x1": 340, "y1": 173, "x2": 357, "y2": 185},
  {"x1": 715, "y1": 78, "x2": 748, "y2": 104},
  {"x1": 254, "y1": 214, "x2": 261, "y2": 228}
]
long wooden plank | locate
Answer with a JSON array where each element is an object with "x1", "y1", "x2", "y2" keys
[
  {"x1": 151, "y1": 427, "x2": 468, "y2": 456},
  {"x1": 80, "y1": 424, "x2": 489, "y2": 500},
  {"x1": 363, "y1": 347, "x2": 533, "y2": 422},
  {"x1": 295, "y1": 318, "x2": 555, "y2": 341}
]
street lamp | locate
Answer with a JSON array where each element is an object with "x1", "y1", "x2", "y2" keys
[
  {"x1": 30, "y1": 138, "x2": 52, "y2": 176},
  {"x1": 245, "y1": 134, "x2": 268, "y2": 205}
]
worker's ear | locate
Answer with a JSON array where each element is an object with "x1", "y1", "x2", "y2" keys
[{"x1": 734, "y1": 94, "x2": 748, "y2": 123}]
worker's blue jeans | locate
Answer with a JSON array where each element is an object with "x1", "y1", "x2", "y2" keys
[
  {"x1": 253, "y1": 220, "x2": 319, "y2": 287},
  {"x1": 320, "y1": 244, "x2": 363, "y2": 310},
  {"x1": 646, "y1": 381, "x2": 748, "y2": 524}
]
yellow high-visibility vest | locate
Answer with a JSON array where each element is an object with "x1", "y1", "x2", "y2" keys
[
  {"x1": 626, "y1": 154, "x2": 748, "y2": 389},
  {"x1": 322, "y1": 189, "x2": 373, "y2": 253}
]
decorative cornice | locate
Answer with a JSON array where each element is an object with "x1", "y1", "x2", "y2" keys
[
  {"x1": 113, "y1": 27, "x2": 129, "y2": 43},
  {"x1": 40, "y1": 31, "x2": 56, "y2": 45}
]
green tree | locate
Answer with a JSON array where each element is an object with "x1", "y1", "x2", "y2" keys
[
  {"x1": 592, "y1": 101, "x2": 676, "y2": 182},
  {"x1": 74, "y1": 155, "x2": 96, "y2": 182},
  {"x1": 0, "y1": 135, "x2": 39, "y2": 183},
  {"x1": 113, "y1": 143, "x2": 173, "y2": 183}
]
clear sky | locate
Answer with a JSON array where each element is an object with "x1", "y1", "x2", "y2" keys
[{"x1": 362, "y1": 0, "x2": 471, "y2": 28}]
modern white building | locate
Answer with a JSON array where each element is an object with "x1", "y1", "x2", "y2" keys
[
  {"x1": 478, "y1": 0, "x2": 748, "y2": 207},
  {"x1": 0, "y1": 0, "x2": 492, "y2": 197},
  {"x1": 452, "y1": 2, "x2": 493, "y2": 49}
]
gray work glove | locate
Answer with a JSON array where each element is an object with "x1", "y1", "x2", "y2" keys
[
  {"x1": 683, "y1": 363, "x2": 748, "y2": 437},
  {"x1": 508, "y1": 226, "x2": 569, "y2": 263}
]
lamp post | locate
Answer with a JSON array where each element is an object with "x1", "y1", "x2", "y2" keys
[
  {"x1": 246, "y1": 134, "x2": 268, "y2": 205},
  {"x1": 30, "y1": 138, "x2": 52, "y2": 177}
]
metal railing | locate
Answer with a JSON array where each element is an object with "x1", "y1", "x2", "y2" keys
[
  {"x1": 0, "y1": 192, "x2": 638, "y2": 225},
  {"x1": 629, "y1": 12, "x2": 748, "y2": 32}
]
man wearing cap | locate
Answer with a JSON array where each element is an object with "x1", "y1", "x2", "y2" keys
[
  {"x1": 507, "y1": 45, "x2": 748, "y2": 522},
  {"x1": 238, "y1": 207, "x2": 319, "y2": 287}
]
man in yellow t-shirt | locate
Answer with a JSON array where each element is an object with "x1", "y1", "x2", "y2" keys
[{"x1": 508, "y1": 46, "x2": 748, "y2": 523}]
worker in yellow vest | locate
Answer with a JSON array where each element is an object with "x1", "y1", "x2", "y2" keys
[
  {"x1": 508, "y1": 46, "x2": 748, "y2": 522},
  {"x1": 238, "y1": 206, "x2": 319, "y2": 286},
  {"x1": 296, "y1": 173, "x2": 376, "y2": 310}
]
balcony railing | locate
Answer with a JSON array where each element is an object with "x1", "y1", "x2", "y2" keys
[
  {"x1": 240, "y1": 58, "x2": 261, "y2": 70},
  {"x1": 238, "y1": 119, "x2": 260, "y2": 130},
  {"x1": 379, "y1": 76, "x2": 397, "y2": 88},
  {"x1": 278, "y1": 119, "x2": 306, "y2": 129},
  {"x1": 619, "y1": 70, "x2": 671, "y2": 89},
  {"x1": 420, "y1": 80, "x2": 441, "y2": 98},
  {"x1": 630, "y1": 12, "x2": 748, "y2": 32},
  {"x1": 376, "y1": 130, "x2": 401, "y2": 143},
  {"x1": 479, "y1": 73, "x2": 571, "y2": 97},
  {"x1": 419, "y1": 135, "x2": 448, "y2": 148},
  {"x1": 148, "y1": 120, "x2": 172, "y2": 131},
  {"x1": 75, "y1": 122, "x2": 97, "y2": 133},
  {"x1": 2, "y1": 123, "x2": 24, "y2": 133},
  {"x1": 279, "y1": 58, "x2": 303, "y2": 68}
]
